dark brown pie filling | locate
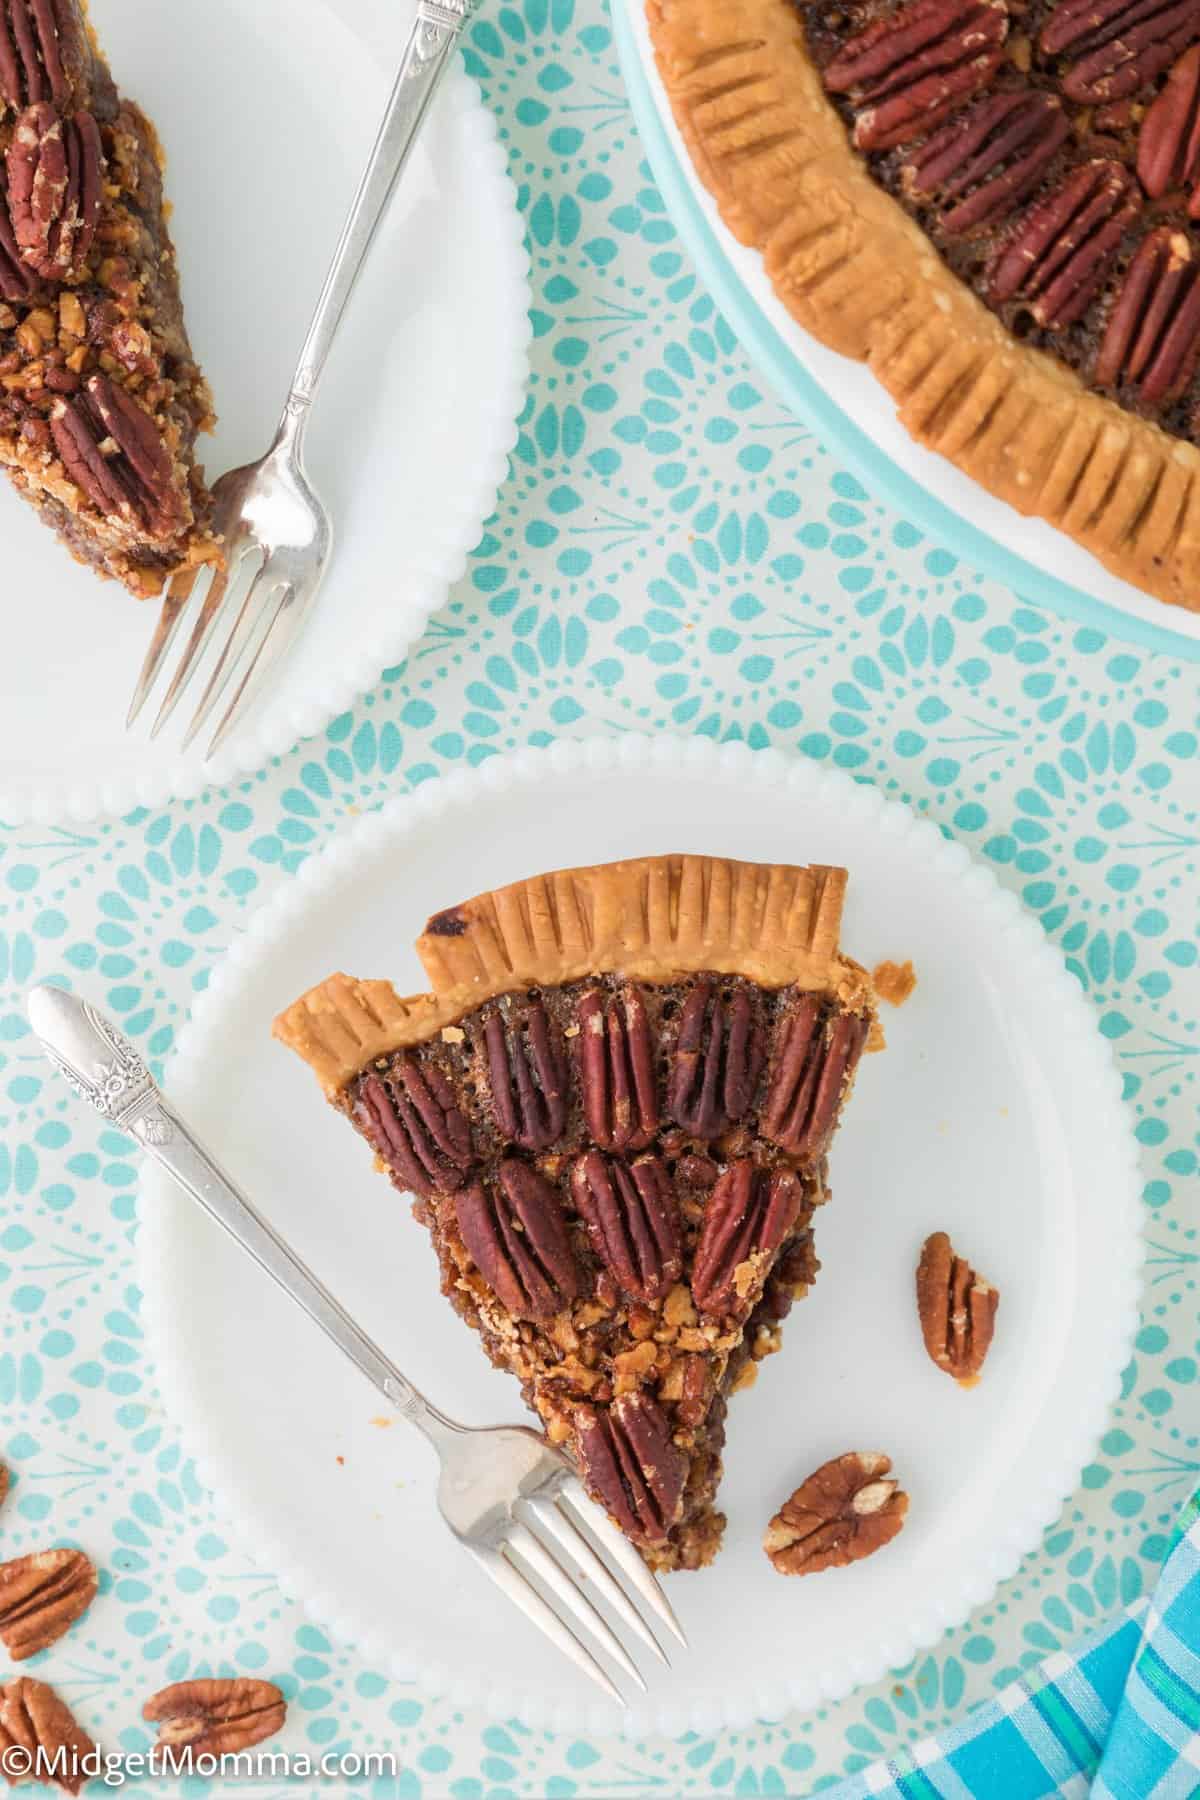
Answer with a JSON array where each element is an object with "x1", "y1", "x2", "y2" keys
[{"x1": 801, "y1": 0, "x2": 1200, "y2": 439}]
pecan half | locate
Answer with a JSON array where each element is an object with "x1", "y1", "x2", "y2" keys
[
  {"x1": 143, "y1": 1678, "x2": 286, "y2": 1760},
  {"x1": 570, "y1": 1149, "x2": 682, "y2": 1303},
  {"x1": 1138, "y1": 46, "x2": 1200, "y2": 212},
  {"x1": 0, "y1": 194, "x2": 37, "y2": 301},
  {"x1": 764, "y1": 1452, "x2": 908, "y2": 1575},
  {"x1": 666, "y1": 979, "x2": 764, "y2": 1139},
  {"x1": 989, "y1": 160, "x2": 1139, "y2": 327},
  {"x1": 1040, "y1": 0, "x2": 1200, "y2": 104},
  {"x1": 0, "y1": 1549, "x2": 96, "y2": 1660},
  {"x1": 574, "y1": 1392, "x2": 686, "y2": 1544},
  {"x1": 761, "y1": 998, "x2": 868, "y2": 1159},
  {"x1": 0, "y1": 1464, "x2": 8, "y2": 1510},
  {"x1": 906, "y1": 91, "x2": 1069, "y2": 236},
  {"x1": 1, "y1": 1679, "x2": 95, "y2": 1795},
  {"x1": 0, "y1": 0, "x2": 76, "y2": 113},
  {"x1": 354, "y1": 1057, "x2": 473, "y2": 1198},
  {"x1": 51, "y1": 375, "x2": 184, "y2": 537},
  {"x1": 692, "y1": 1161, "x2": 805, "y2": 1316},
  {"x1": 824, "y1": 0, "x2": 1008, "y2": 151},
  {"x1": 483, "y1": 999, "x2": 568, "y2": 1152},
  {"x1": 1096, "y1": 226, "x2": 1200, "y2": 405},
  {"x1": 916, "y1": 1230, "x2": 999, "y2": 1383},
  {"x1": 576, "y1": 985, "x2": 658, "y2": 1151},
  {"x1": 6, "y1": 103, "x2": 101, "y2": 279},
  {"x1": 455, "y1": 1160, "x2": 578, "y2": 1320}
]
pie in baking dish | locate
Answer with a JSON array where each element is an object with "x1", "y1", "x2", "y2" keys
[
  {"x1": 647, "y1": 0, "x2": 1200, "y2": 614},
  {"x1": 0, "y1": 0, "x2": 217, "y2": 596},
  {"x1": 275, "y1": 855, "x2": 877, "y2": 1569}
]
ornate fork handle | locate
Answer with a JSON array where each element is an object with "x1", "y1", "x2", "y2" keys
[
  {"x1": 26, "y1": 987, "x2": 461, "y2": 1449},
  {"x1": 287, "y1": 0, "x2": 473, "y2": 416}
]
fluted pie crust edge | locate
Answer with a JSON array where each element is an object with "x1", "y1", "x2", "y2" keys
[
  {"x1": 645, "y1": 0, "x2": 1200, "y2": 616},
  {"x1": 274, "y1": 853, "x2": 870, "y2": 1094}
]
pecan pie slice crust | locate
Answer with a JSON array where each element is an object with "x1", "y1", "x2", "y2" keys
[
  {"x1": 647, "y1": 0, "x2": 1200, "y2": 614},
  {"x1": 0, "y1": 0, "x2": 218, "y2": 596},
  {"x1": 275, "y1": 855, "x2": 877, "y2": 1570}
]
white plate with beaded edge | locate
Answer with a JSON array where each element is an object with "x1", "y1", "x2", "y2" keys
[
  {"x1": 134, "y1": 736, "x2": 1142, "y2": 1735},
  {"x1": 0, "y1": 0, "x2": 529, "y2": 824}
]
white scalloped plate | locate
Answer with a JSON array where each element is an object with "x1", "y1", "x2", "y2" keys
[
  {"x1": 136, "y1": 737, "x2": 1142, "y2": 1735},
  {"x1": 0, "y1": 0, "x2": 529, "y2": 823}
]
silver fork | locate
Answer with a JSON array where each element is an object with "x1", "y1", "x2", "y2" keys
[
  {"x1": 127, "y1": 0, "x2": 474, "y2": 760},
  {"x1": 26, "y1": 985, "x2": 686, "y2": 1704}
]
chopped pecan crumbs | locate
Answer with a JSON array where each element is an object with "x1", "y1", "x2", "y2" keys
[
  {"x1": 872, "y1": 959, "x2": 917, "y2": 1007},
  {"x1": 764, "y1": 1452, "x2": 909, "y2": 1575},
  {"x1": 916, "y1": 1230, "x2": 999, "y2": 1384},
  {"x1": 0, "y1": 1548, "x2": 96, "y2": 1659},
  {"x1": 0, "y1": 1678, "x2": 95, "y2": 1795},
  {"x1": 143, "y1": 1678, "x2": 287, "y2": 1760}
]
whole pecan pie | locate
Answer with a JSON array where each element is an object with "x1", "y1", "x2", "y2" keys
[
  {"x1": 275, "y1": 855, "x2": 876, "y2": 1569},
  {"x1": 0, "y1": 0, "x2": 217, "y2": 596},
  {"x1": 648, "y1": 0, "x2": 1200, "y2": 613}
]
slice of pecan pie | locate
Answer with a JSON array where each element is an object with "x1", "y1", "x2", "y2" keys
[
  {"x1": 275, "y1": 856, "x2": 876, "y2": 1570},
  {"x1": 648, "y1": 0, "x2": 1200, "y2": 614},
  {"x1": 0, "y1": 0, "x2": 218, "y2": 596}
]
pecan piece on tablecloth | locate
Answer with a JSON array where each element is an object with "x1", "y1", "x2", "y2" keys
[
  {"x1": 0, "y1": 1548, "x2": 96, "y2": 1660},
  {"x1": 354, "y1": 1056, "x2": 474, "y2": 1198},
  {"x1": 667, "y1": 979, "x2": 764, "y2": 1139},
  {"x1": 455, "y1": 1160, "x2": 578, "y2": 1320},
  {"x1": 482, "y1": 998, "x2": 568, "y2": 1151},
  {"x1": 989, "y1": 160, "x2": 1139, "y2": 328},
  {"x1": 0, "y1": 1678, "x2": 96, "y2": 1795},
  {"x1": 0, "y1": 1464, "x2": 8, "y2": 1512},
  {"x1": 1138, "y1": 45, "x2": 1200, "y2": 213},
  {"x1": 692, "y1": 1161, "x2": 805, "y2": 1317},
  {"x1": 761, "y1": 997, "x2": 868, "y2": 1159},
  {"x1": 916, "y1": 1229, "x2": 999, "y2": 1384},
  {"x1": 574, "y1": 1392, "x2": 687, "y2": 1544},
  {"x1": 1096, "y1": 226, "x2": 1200, "y2": 407},
  {"x1": 906, "y1": 91, "x2": 1069, "y2": 236},
  {"x1": 6, "y1": 102, "x2": 102, "y2": 279},
  {"x1": 570, "y1": 1149, "x2": 682, "y2": 1304},
  {"x1": 143, "y1": 1678, "x2": 286, "y2": 1761},
  {"x1": 51, "y1": 374, "x2": 184, "y2": 537},
  {"x1": 576, "y1": 984, "x2": 658, "y2": 1151},
  {"x1": 764, "y1": 1452, "x2": 908, "y2": 1575},
  {"x1": 824, "y1": 0, "x2": 1008, "y2": 151},
  {"x1": 1039, "y1": 0, "x2": 1200, "y2": 105}
]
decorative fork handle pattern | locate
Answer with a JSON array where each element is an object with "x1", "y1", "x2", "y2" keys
[
  {"x1": 25, "y1": 986, "x2": 460, "y2": 1451},
  {"x1": 287, "y1": 0, "x2": 474, "y2": 416}
]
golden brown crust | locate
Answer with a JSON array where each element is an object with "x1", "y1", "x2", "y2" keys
[
  {"x1": 645, "y1": 0, "x2": 1200, "y2": 615},
  {"x1": 274, "y1": 853, "x2": 868, "y2": 1094}
]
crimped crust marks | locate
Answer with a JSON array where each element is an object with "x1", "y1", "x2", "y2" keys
[
  {"x1": 646, "y1": 0, "x2": 1200, "y2": 614},
  {"x1": 275, "y1": 853, "x2": 867, "y2": 1094}
]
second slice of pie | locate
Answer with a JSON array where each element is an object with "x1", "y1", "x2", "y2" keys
[{"x1": 275, "y1": 855, "x2": 876, "y2": 1569}]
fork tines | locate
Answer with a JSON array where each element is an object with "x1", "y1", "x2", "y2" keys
[{"x1": 475, "y1": 1475, "x2": 686, "y2": 1705}]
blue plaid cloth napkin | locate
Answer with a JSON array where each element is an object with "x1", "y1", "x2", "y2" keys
[{"x1": 823, "y1": 1490, "x2": 1200, "y2": 1799}]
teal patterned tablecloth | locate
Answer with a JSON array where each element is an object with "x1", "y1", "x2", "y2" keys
[{"x1": 0, "y1": 0, "x2": 1198, "y2": 1791}]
